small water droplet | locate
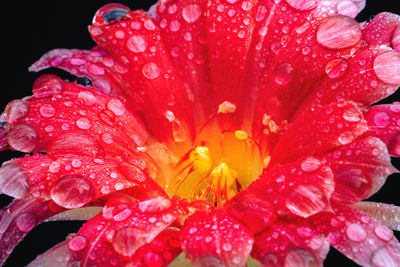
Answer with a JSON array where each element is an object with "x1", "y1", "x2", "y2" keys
[
  {"x1": 346, "y1": 223, "x2": 367, "y2": 241},
  {"x1": 255, "y1": 5, "x2": 268, "y2": 21},
  {"x1": 325, "y1": 59, "x2": 349, "y2": 79},
  {"x1": 76, "y1": 118, "x2": 92, "y2": 130},
  {"x1": 300, "y1": 157, "x2": 321, "y2": 172},
  {"x1": 7, "y1": 123, "x2": 38, "y2": 152},
  {"x1": 374, "y1": 225, "x2": 393, "y2": 241},
  {"x1": 371, "y1": 246, "x2": 399, "y2": 267},
  {"x1": 337, "y1": 131, "x2": 355, "y2": 145},
  {"x1": 373, "y1": 51, "x2": 400, "y2": 85},
  {"x1": 15, "y1": 212, "x2": 36, "y2": 232},
  {"x1": 107, "y1": 98, "x2": 126, "y2": 116},
  {"x1": 373, "y1": 112, "x2": 390, "y2": 128},
  {"x1": 182, "y1": 4, "x2": 202, "y2": 23},
  {"x1": 343, "y1": 108, "x2": 361, "y2": 122},
  {"x1": 126, "y1": 35, "x2": 147, "y2": 53},
  {"x1": 68, "y1": 235, "x2": 88, "y2": 251},
  {"x1": 286, "y1": 0, "x2": 317, "y2": 11},
  {"x1": 142, "y1": 62, "x2": 161, "y2": 79},
  {"x1": 273, "y1": 62, "x2": 294, "y2": 85}
]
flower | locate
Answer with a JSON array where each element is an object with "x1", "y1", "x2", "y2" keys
[{"x1": 1, "y1": 0, "x2": 400, "y2": 266}]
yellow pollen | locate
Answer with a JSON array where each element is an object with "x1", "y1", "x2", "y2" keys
[
  {"x1": 169, "y1": 129, "x2": 264, "y2": 207},
  {"x1": 234, "y1": 130, "x2": 248, "y2": 140}
]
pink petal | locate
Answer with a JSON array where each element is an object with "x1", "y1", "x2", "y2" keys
[
  {"x1": 251, "y1": 219, "x2": 330, "y2": 267},
  {"x1": 181, "y1": 209, "x2": 254, "y2": 267},
  {"x1": 352, "y1": 202, "x2": 400, "y2": 231}
]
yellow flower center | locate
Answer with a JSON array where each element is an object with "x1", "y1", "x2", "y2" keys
[{"x1": 167, "y1": 125, "x2": 264, "y2": 207}]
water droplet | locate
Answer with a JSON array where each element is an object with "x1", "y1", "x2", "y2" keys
[
  {"x1": 346, "y1": 223, "x2": 367, "y2": 241},
  {"x1": 337, "y1": 131, "x2": 355, "y2": 145},
  {"x1": 50, "y1": 175, "x2": 95, "y2": 209},
  {"x1": 76, "y1": 118, "x2": 91, "y2": 130},
  {"x1": 138, "y1": 197, "x2": 171, "y2": 213},
  {"x1": 284, "y1": 249, "x2": 317, "y2": 267},
  {"x1": 126, "y1": 35, "x2": 147, "y2": 53},
  {"x1": 143, "y1": 251, "x2": 164, "y2": 267},
  {"x1": 182, "y1": 4, "x2": 202, "y2": 23},
  {"x1": 222, "y1": 243, "x2": 232, "y2": 251},
  {"x1": 285, "y1": 184, "x2": 326, "y2": 217},
  {"x1": 373, "y1": 112, "x2": 390, "y2": 128},
  {"x1": 273, "y1": 62, "x2": 294, "y2": 85},
  {"x1": 113, "y1": 227, "x2": 138, "y2": 257},
  {"x1": 189, "y1": 227, "x2": 197, "y2": 234},
  {"x1": 316, "y1": 15, "x2": 361, "y2": 50},
  {"x1": 255, "y1": 5, "x2": 268, "y2": 21},
  {"x1": 4, "y1": 100, "x2": 29, "y2": 123},
  {"x1": 39, "y1": 104, "x2": 56, "y2": 118},
  {"x1": 142, "y1": 62, "x2": 161, "y2": 79},
  {"x1": 336, "y1": 1, "x2": 359, "y2": 18},
  {"x1": 68, "y1": 235, "x2": 88, "y2": 251},
  {"x1": 101, "y1": 133, "x2": 114, "y2": 144},
  {"x1": 343, "y1": 108, "x2": 361, "y2": 122},
  {"x1": 0, "y1": 163, "x2": 29, "y2": 198},
  {"x1": 286, "y1": 0, "x2": 317, "y2": 11},
  {"x1": 371, "y1": 246, "x2": 400, "y2": 267},
  {"x1": 88, "y1": 64, "x2": 105, "y2": 75},
  {"x1": 107, "y1": 98, "x2": 126, "y2": 116},
  {"x1": 15, "y1": 212, "x2": 36, "y2": 232},
  {"x1": 226, "y1": 0, "x2": 239, "y2": 4},
  {"x1": 241, "y1": 1, "x2": 253, "y2": 11},
  {"x1": 113, "y1": 208, "x2": 132, "y2": 221},
  {"x1": 325, "y1": 59, "x2": 349, "y2": 79},
  {"x1": 300, "y1": 157, "x2": 321, "y2": 172},
  {"x1": 373, "y1": 51, "x2": 400, "y2": 85},
  {"x1": 169, "y1": 20, "x2": 181, "y2": 32},
  {"x1": 7, "y1": 123, "x2": 38, "y2": 152},
  {"x1": 374, "y1": 225, "x2": 393, "y2": 241}
]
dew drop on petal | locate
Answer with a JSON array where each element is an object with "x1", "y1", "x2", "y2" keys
[
  {"x1": 285, "y1": 0, "x2": 317, "y2": 11},
  {"x1": 371, "y1": 246, "x2": 400, "y2": 267},
  {"x1": 373, "y1": 112, "x2": 390, "y2": 129},
  {"x1": 316, "y1": 15, "x2": 361, "y2": 50},
  {"x1": 284, "y1": 249, "x2": 317, "y2": 267},
  {"x1": 68, "y1": 235, "x2": 88, "y2": 251},
  {"x1": 126, "y1": 35, "x2": 147, "y2": 53},
  {"x1": 255, "y1": 5, "x2": 268, "y2": 22},
  {"x1": 273, "y1": 62, "x2": 294, "y2": 85},
  {"x1": 325, "y1": 59, "x2": 349, "y2": 79},
  {"x1": 7, "y1": 123, "x2": 38, "y2": 152},
  {"x1": 336, "y1": 1, "x2": 359, "y2": 18},
  {"x1": 285, "y1": 185, "x2": 326, "y2": 217},
  {"x1": 182, "y1": 4, "x2": 202, "y2": 23},
  {"x1": 374, "y1": 225, "x2": 393, "y2": 241},
  {"x1": 373, "y1": 52, "x2": 400, "y2": 85},
  {"x1": 226, "y1": 0, "x2": 239, "y2": 4},
  {"x1": 342, "y1": 108, "x2": 361, "y2": 122},
  {"x1": 112, "y1": 227, "x2": 138, "y2": 257},
  {"x1": 337, "y1": 131, "x2": 355, "y2": 145},
  {"x1": 50, "y1": 175, "x2": 95, "y2": 209},
  {"x1": 78, "y1": 91, "x2": 97, "y2": 106},
  {"x1": 107, "y1": 98, "x2": 126, "y2": 116},
  {"x1": 0, "y1": 163, "x2": 29, "y2": 198},
  {"x1": 39, "y1": 104, "x2": 56, "y2": 118},
  {"x1": 142, "y1": 62, "x2": 161, "y2": 79},
  {"x1": 4, "y1": 100, "x2": 29, "y2": 123},
  {"x1": 15, "y1": 212, "x2": 36, "y2": 232},
  {"x1": 76, "y1": 118, "x2": 91, "y2": 130},
  {"x1": 138, "y1": 197, "x2": 171, "y2": 213},
  {"x1": 346, "y1": 223, "x2": 367, "y2": 242},
  {"x1": 300, "y1": 157, "x2": 321, "y2": 173}
]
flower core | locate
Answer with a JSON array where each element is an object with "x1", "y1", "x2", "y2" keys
[{"x1": 168, "y1": 125, "x2": 263, "y2": 206}]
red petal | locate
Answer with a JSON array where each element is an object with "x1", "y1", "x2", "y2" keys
[
  {"x1": 69, "y1": 196, "x2": 184, "y2": 266},
  {"x1": 247, "y1": 159, "x2": 334, "y2": 218},
  {"x1": 312, "y1": 205, "x2": 400, "y2": 267},
  {"x1": 181, "y1": 209, "x2": 254, "y2": 266},
  {"x1": 155, "y1": 0, "x2": 214, "y2": 128},
  {"x1": 271, "y1": 101, "x2": 368, "y2": 164},
  {"x1": 29, "y1": 48, "x2": 130, "y2": 100},
  {"x1": 89, "y1": 9, "x2": 194, "y2": 147},
  {"x1": 324, "y1": 137, "x2": 395, "y2": 205},
  {"x1": 3, "y1": 153, "x2": 163, "y2": 208},
  {"x1": 251, "y1": 219, "x2": 330, "y2": 267},
  {"x1": 0, "y1": 199, "x2": 54, "y2": 265},
  {"x1": 363, "y1": 12, "x2": 400, "y2": 52},
  {"x1": 362, "y1": 103, "x2": 400, "y2": 156}
]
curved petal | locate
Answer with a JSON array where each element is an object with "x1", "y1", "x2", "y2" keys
[
  {"x1": 180, "y1": 209, "x2": 254, "y2": 267},
  {"x1": 362, "y1": 103, "x2": 400, "y2": 156},
  {"x1": 311, "y1": 205, "x2": 400, "y2": 267},
  {"x1": 271, "y1": 101, "x2": 368, "y2": 164},
  {"x1": 27, "y1": 241, "x2": 71, "y2": 267},
  {"x1": 68, "y1": 196, "x2": 185, "y2": 266},
  {"x1": 352, "y1": 202, "x2": 400, "y2": 231},
  {"x1": 155, "y1": 0, "x2": 214, "y2": 128},
  {"x1": 251, "y1": 219, "x2": 330, "y2": 267},
  {"x1": 89, "y1": 9, "x2": 195, "y2": 148},
  {"x1": 0, "y1": 199, "x2": 55, "y2": 265}
]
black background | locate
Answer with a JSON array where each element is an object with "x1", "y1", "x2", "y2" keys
[{"x1": 1, "y1": 1, "x2": 400, "y2": 266}]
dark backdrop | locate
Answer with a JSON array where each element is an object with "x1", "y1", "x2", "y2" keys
[{"x1": 1, "y1": 1, "x2": 400, "y2": 266}]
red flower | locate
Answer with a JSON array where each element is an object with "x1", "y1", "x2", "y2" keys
[{"x1": 1, "y1": 0, "x2": 400, "y2": 266}]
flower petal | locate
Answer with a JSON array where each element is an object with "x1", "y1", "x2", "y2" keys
[
  {"x1": 324, "y1": 137, "x2": 395, "y2": 204},
  {"x1": 251, "y1": 219, "x2": 330, "y2": 267},
  {"x1": 27, "y1": 241, "x2": 70, "y2": 267},
  {"x1": 155, "y1": 0, "x2": 214, "y2": 128},
  {"x1": 0, "y1": 199, "x2": 55, "y2": 265},
  {"x1": 181, "y1": 209, "x2": 254, "y2": 267},
  {"x1": 352, "y1": 202, "x2": 400, "y2": 231},
  {"x1": 68, "y1": 196, "x2": 184, "y2": 266},
  {"x1": 313, "y1": 205, "x2": 400, "y2": 267},
  {"x1": 271, "y1": 101, "x2": 368, "y2": 164},
  {"x1": 2, "y1": 153, "x2": 164, "y2": 208},
  {"x1": 29, "y1": 48, "x2": 130, "y2": 99},
  {"x1": 362, "y1": 104, "x2": 400, "y2": 156},
  {"x1": 89, "y1": 9, "x2": 195, "y2": 147}
]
